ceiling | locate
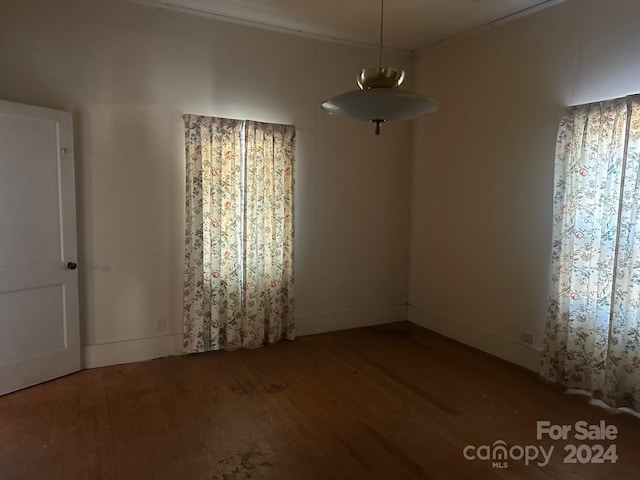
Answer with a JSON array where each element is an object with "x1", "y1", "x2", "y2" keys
[{"x1": 134, "y1": 0, "x2": 564, "y2": 51}]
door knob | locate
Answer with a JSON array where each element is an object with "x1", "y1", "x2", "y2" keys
[{"x1": 67, "y1": 262, "x2": 77, "y2": 270}]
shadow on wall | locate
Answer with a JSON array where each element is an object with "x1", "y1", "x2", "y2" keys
[{"x1": 74, "y1": 105, "x2": 185, "y2": 346}]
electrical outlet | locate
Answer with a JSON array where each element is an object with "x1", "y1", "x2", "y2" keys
[
  {"x1": 157, "y1": 316, "x2": 167, "y2": 331},
  {"x1": 520, "y1": 332, "x2": 533, "y2": 345}
]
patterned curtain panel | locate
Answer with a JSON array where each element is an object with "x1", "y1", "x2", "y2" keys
[
  {"x1": 541, "y1": 95, "x2": 640, "y2": 410},
  {"x1": 244, "y1": 121, "x2": 296, "y2": 345},
  {"x1": 183, "y1": 115, "x2": 295, "y2": 353}
]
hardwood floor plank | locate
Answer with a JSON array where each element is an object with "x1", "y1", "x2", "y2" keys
[{"x1": 1, "y1": 322, "x2": 639, "y2": 479}]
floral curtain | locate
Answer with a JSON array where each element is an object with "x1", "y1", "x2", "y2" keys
[
  {"x1": 541, "y1": 95, "x2": 640, "y2": 410},
  {"x1": 243, "y1": 121, "x2": 296, "y2": 345},
  {"x1": 183, "y1": 115, "x2": 295, "y2": 353}
]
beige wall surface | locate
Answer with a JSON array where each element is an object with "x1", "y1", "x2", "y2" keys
[
  {"x1": 409, "y1": 0, "x2": 640, "y2": 370},
  {"x1": 0, "y1": 0, "x2": 412, "y2": 366}
]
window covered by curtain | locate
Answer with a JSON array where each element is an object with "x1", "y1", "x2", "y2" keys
[
  {"x1": 182, "y1": 115, "x2": 295, "y2": 353},
  {"x1": 541, "y1": 95, "x2": 640, "y2": 410}
]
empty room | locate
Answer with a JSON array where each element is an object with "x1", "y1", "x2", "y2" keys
[{"x1": 2, "y1": 0, "x2": 640, "y2": 478}]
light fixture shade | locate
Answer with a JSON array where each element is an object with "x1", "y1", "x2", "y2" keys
[
  {"x1": 321, "y1": 88, "x2": 438, "y2": 122},
  {"x1": 320, "y1": 0, "x2": 438, "y2": 134}
]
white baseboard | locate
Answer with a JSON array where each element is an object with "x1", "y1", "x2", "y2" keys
[
  {"x1": 83, "y1": 305, "x2": 408, "y2": 368},
  {"x1": 295, "y1": 304, "x2": 408, "y2": 337},
  {"x1": 408, "y1": 305, "x2": 541, "y2": 372},
  {"x1": 83, "y1": 333, "x2": 183, "y2": 369},
  {"x1": 82, "y1": 306, "x2": 538, "y2": 371}
]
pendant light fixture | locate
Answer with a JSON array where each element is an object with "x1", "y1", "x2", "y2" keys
[{"x1": 321, "y1": 0, "x2": 438, "y2": 135}]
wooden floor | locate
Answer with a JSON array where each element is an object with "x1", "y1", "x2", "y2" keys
[{"x1": 1, "y1": 322, "x2": 639, "y2": 480}]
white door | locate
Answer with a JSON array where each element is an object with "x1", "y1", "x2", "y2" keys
[{"x1": 0, "y1": 100, "x2": 80, "y2": 395}]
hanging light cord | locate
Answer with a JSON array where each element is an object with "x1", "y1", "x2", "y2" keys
[{"x1": 378, "y1": 0, "x2": 384, "y2": 68}]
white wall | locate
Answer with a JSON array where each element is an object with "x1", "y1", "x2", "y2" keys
[
  {"x1": 409, "y1": 0, "x2": 640, "y2": 370},
  {"x1": 0, "y1": 0, "x2": 413, "y2": 367}
]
